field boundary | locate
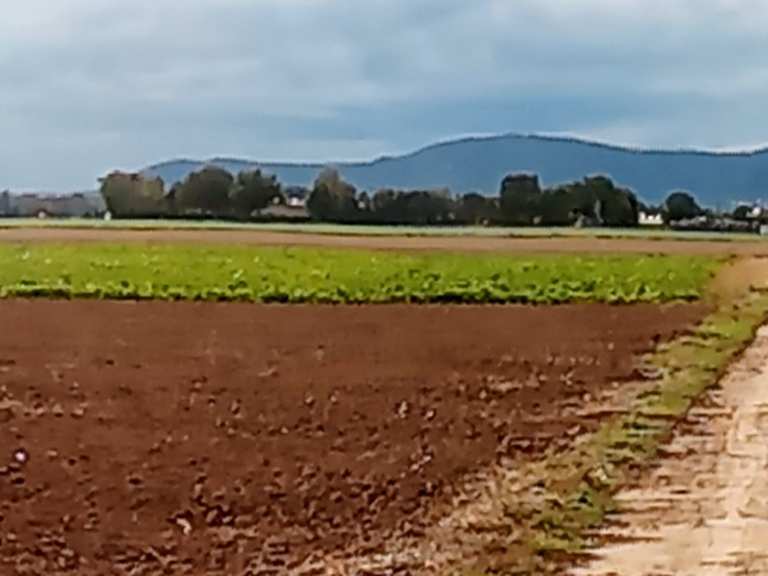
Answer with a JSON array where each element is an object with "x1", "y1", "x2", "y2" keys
[
  {"x1": 499, "y1": 283, "x2": 768, "y2": 573},
  {"x1": 1, "y1": 217, "x2": 766, "y2": 243}
]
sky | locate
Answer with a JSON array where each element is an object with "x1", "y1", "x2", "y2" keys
[{"x1": 2, "y1": 0, "x2": 768, "y2": 190}]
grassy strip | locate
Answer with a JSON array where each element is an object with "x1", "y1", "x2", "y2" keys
[
  {"x1": 0, "y1": 244, "x2": 718, "y2": 304},
  {"x1": 1, "y1": 217, "x2": 765, "y2": 242},
  {"x1": 496, "y1": 289, "x2": 768, "y2": 574}
]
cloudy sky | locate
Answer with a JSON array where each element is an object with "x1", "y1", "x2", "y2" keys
[{"x1": 2, "y1": 0, "x2": 768, "y2": 190}]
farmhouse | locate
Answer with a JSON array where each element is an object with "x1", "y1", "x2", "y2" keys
[
  {"x1": 259, "y1": 203, "x2": 309, "y2": 220},
  {"x1": 284, "y1": 186, "x2": 308, "y2": 208},
  {"x1": 639, "y1": 211, "x2": 664, "y2": 226}
]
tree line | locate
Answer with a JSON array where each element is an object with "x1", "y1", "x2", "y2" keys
[
  {"x1": 99, "y1": 169, "x2": 282, "y2": 220},
  {"x1": 99, "y1": 166, "x2": 706, "y2": 227}
]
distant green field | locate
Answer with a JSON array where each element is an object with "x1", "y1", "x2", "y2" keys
[
  {"x1": 0, "y1": 217, "x2": 763, "y2": 242},
  {"x1": 0, "y1": 243, "x2": 719, "y2": 303}
]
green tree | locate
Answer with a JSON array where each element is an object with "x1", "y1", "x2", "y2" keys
[
  {"x1": 457, "y1": 192, "x2": 495, "y2": 225},
  {"x1": 405, "y1": 190, "x2": 454, "y2": 225},
  {"x1": 732, "y1": 205, "x2": 752, "y2": 221},
  {"x1": 500, "y1": 174, "x2": 541, "y2": 225},
  {"x1": 368, "y1": 188, "x2": 455, "y2": 224},
  {"x1": 536, "y1": 176, "x2": 638, "y2": 228},
  {"x1": 230, "y1": 170, "x2": 282, "y2": 220},
  {"x1": 584, "y1": 176, "x2": 638, "y2": 227},
  {"x1": 175, "y1": 167, "x2": 234, "y2": 217},
  {"x1": 307, "y1": 167, "x2": 359, "y2": 222},
  {"x1": 0, "y1": 190, "x2": 10, "y2": 216},
  {"x1": 538, "y1": 186, "x2": 577, "y2": 226},
  {"x1": 99, "y1": 172, "x2": 166, "y2": 218},
  {"x1": 371, "y1": 188, "x2": 399, "y2": 223},
  {"x1": 663, "y1": 190, "x2": 701, "y2": 222}
]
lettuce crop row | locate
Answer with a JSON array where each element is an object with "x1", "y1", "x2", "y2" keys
[{"x1": 0, "y1": 244, "x2": 719, "y2": 304}]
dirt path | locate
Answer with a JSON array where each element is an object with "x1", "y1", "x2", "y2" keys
[
  {"x1": 2, "y1": 226, "x2": 768, "y2": 255},
  {"x1": 571, "y1": 325, "x2": 768, "y2": 576}
]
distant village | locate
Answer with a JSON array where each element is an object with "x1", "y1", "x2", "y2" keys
[
  {"x1": 0, "y1": 190, "x2": 106, "y2": 219},
  {"x1": 653, "y1": 202, "x2": 768, "y2": 234}
]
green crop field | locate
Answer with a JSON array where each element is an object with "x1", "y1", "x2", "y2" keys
[{"x1": 0, "y1": 243, "x2": 720, "y2": 303}]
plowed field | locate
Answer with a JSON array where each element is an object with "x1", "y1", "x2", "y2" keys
[{"x1": 0, "y1": 300, "x2": 705, "y2": 575}]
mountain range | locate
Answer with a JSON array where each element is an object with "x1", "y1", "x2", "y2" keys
[{"x1": 142, "y1": 133, "x2": 768, "y2": 206}]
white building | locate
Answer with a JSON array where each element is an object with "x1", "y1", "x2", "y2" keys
[{"x1": 639, "y1": 211, "x2": 664, "y2": 226}]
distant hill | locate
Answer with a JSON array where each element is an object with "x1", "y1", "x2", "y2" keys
[{"x1": 142, "y1": 133, "x2": 768, "y2": 206}]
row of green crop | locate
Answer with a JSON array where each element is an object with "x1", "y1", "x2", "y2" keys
[{"x1": 0, "y1": 244, "x2": 720, "y2": 304}]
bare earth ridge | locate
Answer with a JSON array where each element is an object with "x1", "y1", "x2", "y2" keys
[{"x1": 2, "y1": 227, "x2": 768, "y2": 255}]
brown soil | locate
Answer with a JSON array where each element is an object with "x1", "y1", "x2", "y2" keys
[
  {"x1": 710, "y1": 256, "x2": 768, "y2": 301},
  {"x1": 0, "y1": 301, "x2": 704, "y2": 575},
  {"x1": 2, "y1": 227, "x2": 768, "y2": 255}
]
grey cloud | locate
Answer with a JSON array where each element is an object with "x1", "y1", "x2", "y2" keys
[{"x1": 1, "y1": 0, "x2": 768, "y2": 189}]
